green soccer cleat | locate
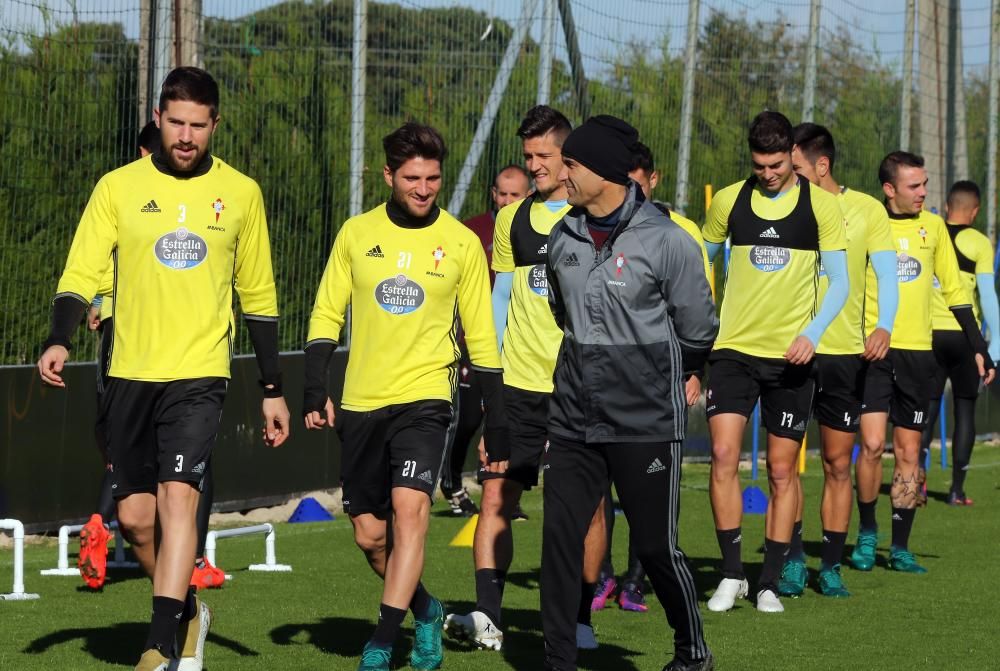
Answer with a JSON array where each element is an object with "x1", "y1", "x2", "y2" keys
[
  {"x1": 888, "y1": 547, "x2": 927, "y2": 574},
  {"x1": 818, "y1": 565, "x2": 851, "y2": 597},
  {"x1": 357, "y1": 641, "x2": 392, "y2": 671},
  {"x1": 777, "y1": 559, "x2": 807, "y2": 597},
  {"x1": 410, "y1": 596, "x2": 444, "y2": 669},
  {"x1": 849, "y1": 530, "x2": 878, "y2": 571}
]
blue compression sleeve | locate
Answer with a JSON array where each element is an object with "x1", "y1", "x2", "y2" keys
[
  {"x1": 492, "y1": 271, "x2": 513, "y2": 351},
  {"x1": 801, "y1": 250, "x2": 848, "y2": 347},
  {"x1": 976, "y1": 273, "x2": 1000, "y2": 361},
  {"x1": 705, "y1": 240, "x2": 724, "y2": 262},
  {"x1": 871, "y1": 250, "x2": 899, "y2": 333}
]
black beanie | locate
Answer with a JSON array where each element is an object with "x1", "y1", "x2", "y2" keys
[{"x1": 560, "y1": 115, "x2": 640, "y2": 185}]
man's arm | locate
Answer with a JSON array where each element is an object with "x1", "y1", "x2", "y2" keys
[
  {"x1": 937, "y1": 221, "x2": 995, "y2": 378},
  {"x1": 864, "y1": 250, "x2": 899, "y2": 360},
  {"x1": 800, "y1": 250, "x2": 849, "y2": 348},
  {"x1": 976, "y1": 273, "x2": 1000, "y2": 362},
  {"x1": 492, "y1": 272, "x2": 513, "y2": 350},
  {"x1": 661, "y1": 230, "x2": 719, "y2": 375}
]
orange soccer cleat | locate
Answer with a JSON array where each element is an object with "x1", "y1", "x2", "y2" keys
[
  {"x1": 78, "y1": 514, "x2": 111, "y2": 589},
  {"x1": 190, "y1": 556, "x2": 226, "y2": 590}
]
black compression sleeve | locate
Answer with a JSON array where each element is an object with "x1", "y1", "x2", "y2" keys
[
  {"x1": 245, "y1": 317, "x2": 283, "y2": 398},
  {"x1": 303, "y1": 340, "x2": 336, "y2": 416},
  {"x1": 680, "y1": 345, "x2": 710, "y2": 378},
  {"x1": 43, "y1": 294, "x2": 88, "y2": 351},
  {"x1": 950, "y1": 306, "x2": 995, "y2": 369},
  {"x1": 475, "y1": 369, "x2": 510, "y2": 463}
]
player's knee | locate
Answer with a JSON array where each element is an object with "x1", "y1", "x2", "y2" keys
[
  {"x1": 353, "y1": 525, "x2": 386, "y2": 556},
  {"x1": 860, "y1": 436, "x2": 884, "y2": 460},
  {"x1": 480, "y1": 480, "x2": 518, "y2": 518},
  {"x1": 710, "y1": 443, "x2": 740, "y2": 477},
  {"x1": 822, "y1": 455, "x2": 851, "y2": 482},
  {"x1": 766, "y1": 462, "x2": 796, "y2": 488},
  {"x1": 116, "y1": 507, "x2": 153, "y2": 545}
]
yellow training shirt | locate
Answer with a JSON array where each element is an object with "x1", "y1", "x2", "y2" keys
[
  {"x1": 492, "y1": 197, "x2": 570, "y2": 393},
  {"x1": 56, "y1": 155, "x2": 278, "y2": 381},
  {"x1": 308, "y1": 203, "x2": 500, "y2": 411},
  {"x1": 864, "y1": 210, "x2": 971, "y2": 350},
  {"x1": 667, "y1": 209, "x2": 713, "y2": 286},
  {"x1": 816, "y1": 188, "x2": 894, "y2": 355},
  {"x1": 930, "y1": 225, "x2": 994, "y2": 331},
  {"x1": 704, "y1": 177, "x2": 846, "y2": 359}
]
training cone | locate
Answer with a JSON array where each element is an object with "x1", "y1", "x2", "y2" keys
[
  {"x1": 449, "y1": 514, "x2": 479, "y2": 547},
  {"x1": 742, "y1": 486, "x2": 768, "y2": 515},
  {"x1": 288, "y1": 497, "x2": 335, "y2": 523}
]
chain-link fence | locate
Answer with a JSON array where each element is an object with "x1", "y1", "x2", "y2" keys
[{"x1": 2, "y1": 0, "x2": 997, "y2": 364}]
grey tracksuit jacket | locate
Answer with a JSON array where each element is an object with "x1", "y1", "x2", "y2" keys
[{"x1": 545, "y1": 183, "x2": 718, "y2": 443}]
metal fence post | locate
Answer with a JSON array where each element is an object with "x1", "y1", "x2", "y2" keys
[{"x1": 674, "y1": 0, "x2": 700, "y2": 215}]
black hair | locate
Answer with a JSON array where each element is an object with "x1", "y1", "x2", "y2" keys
[
  {"x1": 494, "y1": 164, "x2": 530, "y2": 185},
  {"x1": 748, "y1": 110, "x2": 794, "y2": 154},
  {"x1": 159, "y1": 66, "x2": 220, "y2": 119},
  {"x1": 516, "y1": 105, "x2": 572, "y2": 145},
  {"x1": 793, "y1": 122, "x2": 836, "y2": 171},
  {"x1": 382, "y1": 122, "x2": 447, "y2": 171},
  {"x1": 137, "y1": 120, "x2": 160, "y2": 154},
  {"x1": 947, "y1": 180, "x2": 981, "y2": 207},
  {"x1": 630, "y1": 141, "x2": 655, "y2": 174},
  {"x1": 878, "y1": 151, "x2": 924, "y2": 187}
]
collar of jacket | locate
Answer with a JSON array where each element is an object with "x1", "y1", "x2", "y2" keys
[{"x1": 561, "y1": 180, "x2": 648, "y2": 247}]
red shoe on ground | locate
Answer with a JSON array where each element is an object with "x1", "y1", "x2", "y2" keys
[
  {"x1": 190, "y1": 556, "x2": 226, "y2": 590},
  {"x1": 78, "y1": 514, "x2": 111, "y2": 589}
]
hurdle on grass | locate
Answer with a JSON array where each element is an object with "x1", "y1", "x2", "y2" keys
[
  {"x1": 204, "y1": 523, "x2": 291, "y2": 579},
  {"x1": 40, "y1": 521, "x2": 138, "y2": 576},
  {"x1": 1, "y1": 519, "x2": 40, "y2": 601}
]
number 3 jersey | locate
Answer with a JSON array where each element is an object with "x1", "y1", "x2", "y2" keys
[
  {"x1": 55, "y1": 154, "x2": 278, "y2": 381},
  {"x1": 307, "y1": 202, "x2": 501, "y2": 411}
]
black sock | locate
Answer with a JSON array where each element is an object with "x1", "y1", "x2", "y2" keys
[
  {"x1": 758, "y1": 539, "x2": 789, "y2": 593},
  {"x1": 857, "y1": 497, "x2": 878, "y2": 532},
  {"x1": 891, "y1": 507, "x2": 916, "y2": 550},
  {"x1": 181, "y1": 586, "x2": 198, "y2": 621},
  {"x1": 371, "y1": 603, "x2": 407, "y2": 647},
  {"x1": 144, "y1": 596, "x2": 185, "y2": 655},
  {"x1": 820, "y1": 530, "x2": 847, "y2": 570},
  {"x1": 475, "y1": 568, "x2": 506, "y2": 626},
  {"x1": 716, "y1": 527, "x2": 744, "y2": 579},
  {"x1": 409, "y1": 582, "x2": 433, "y2": 621},
  {"x1": 788, "y1": 520, "x2": 805, "y2": 561},
  {"x1": 577, "y1": 581, "x2": 595, "y2": 626}
]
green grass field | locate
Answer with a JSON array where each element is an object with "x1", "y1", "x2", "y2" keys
[{"x1": 2, "y1": 449, "x2": 998, "y2": 670}]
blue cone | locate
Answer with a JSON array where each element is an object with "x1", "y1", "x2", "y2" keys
[
  {"x1": 288, "y1": 497, "x2": 335, "y2": 523},
  {"x1": 742, "y1": 486, "x2": 768, "y2": 515}
]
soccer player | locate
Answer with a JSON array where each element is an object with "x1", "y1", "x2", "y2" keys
[
  {"x1": 703, "y1": 111, "x2": 848, "y2": 614},
  {"x1": 302, "y1": 122, "x2": 509, "y2": 671},
  {"x1": 919, "y1": 181, "x2": 1000, "y2": 506},
  {"x1": 542, "y1": 114, "x2": 716, "y2": 671},
  {"x1": 440, "y1": 164, "x2": 530, "y2": 517},
  {"x1": 445, "y1": 106, "x2": 585, "y2": 651},
  {"x1": 38, "y1": 67, "x2": 289, "y2": 671},
  {"x1": 779, "y1": 122, "x2": 899, "y2": 598},
  {"x1": 851, "y1": 153, "x2": 995, "y2": 575}
]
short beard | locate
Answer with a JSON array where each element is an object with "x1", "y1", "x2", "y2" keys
[
  {"x1": 166, "y1": 143, "x2": 206, "y2": 173},
  {"x1": 392, "y1": 187, "x2": 436, "y2": 219}
]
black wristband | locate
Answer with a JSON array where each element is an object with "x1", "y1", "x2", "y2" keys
[
  {"x1": 245, "y1": 316, "x2": 283, "y2": 396},
  {"x1": 303, "y1": 340, "x2": 336, "y2": 416},
  {"x1": 476, "y1": 368, "x2": 511, "y2": 463},
  {"x1": 681, "y1": 345, "x2": 710, "y2": 377},
  {"x1": 43, "y1": 294, "x2": 88, "y2": 351}
]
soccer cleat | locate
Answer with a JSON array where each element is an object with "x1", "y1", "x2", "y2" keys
[
  {"x1": 617, "y1": 583, "x2": 649, "y2": 612},
  {"x1": 591, "y1": 575, "x2": 617, "y2": 611},
  {"x1": 849, "y1": 530, "x2": 878, "y2": 571},
  {"x1": 190, "y1": 557, "x2": 226, "y2": 590},
  {"x1": 177, "y1": 597, "x2": 212, "y2": 671},
  {"x1": 948, "y1": 492, "x2": 974, "y2": 506},
  {"x1": 134, "y1": 648, "x2": 172, "y2": 671},
  {"x1": 888, "y1": 547, "x2": 928, "y2": 574},
  {"x1": 755, "y1": 589, "x2": 784, "y2": 613},
  {"x1": 663, "y1": 652, "x2": 716, "y2": 671},
  {"x1": 410, "y1": 595, "x2": 444, "y2": 669},
  {"x1": 706, "y1": 577, "x2": 748, "y2": 612},
  {"x1": 448, "y1": 488, "x2": 479, "y2": 517},
  {"x1": 357, "y1": 641, "x2": 392, "y2": 671},
  {"x1": 444, "y1": 610, "x2": 503, "y2": 651},
  {"x1": 818, "y1": 565, "x2": 851, "y2": 597},
  {"x1": 576, "y1": 623, "x2": 598, "y2": 650},
  {"x1": 511, "y1": 504, "x2": 529, "y2": 521},
  {"x1": 79, "y1": 513, "x2": 111, "y2": 590},
  {"x1": 777, "y1": 559, "x2": 807, "y2": 597}
]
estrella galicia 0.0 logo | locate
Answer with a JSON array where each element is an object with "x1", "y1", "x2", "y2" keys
[
  {"x1": 749, "y1": 245, "x2": 790, "y2": 272},
  {"x1": 375, "y1": 274, "x2": 425, "y2": 314},
  {"x1": 897, "y1": 253, "x2": 921, "y2": 282},
  {"x1": 528, "y1": 264, "x2": 548, "y2": 297},
  {"x1": 154, "y1": 227, "x2": 208, "y2": 269}
]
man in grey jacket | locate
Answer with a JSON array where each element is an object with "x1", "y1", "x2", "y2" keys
[{"x1": 541, "y1": 115, "x2": 717, "y2": 671}]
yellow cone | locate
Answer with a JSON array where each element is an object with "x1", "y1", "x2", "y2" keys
[{"x1": 449, "y1": 514, "x2": 479, "y2": 547}]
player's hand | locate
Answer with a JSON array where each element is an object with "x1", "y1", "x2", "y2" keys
[
  {"x1": 37, "y1": 345, "x2": 70, "y2": 388},
  {"x1": 975, "y1": 353, "x2": 996, "y2": 385},
  {"x1": 685, "y1": 375, "x2": 701, "y2": 406},
  {"x1": 304, "y1": 398, "x2": 335, "y2": 430},
  {"x1": 483, "y1": 459, "x2": 509, "y2": 474},
  {"x1": 785, "y1": 335, "x2": 816, "y2": 365},
  {"x1": 262, "y1": 396, "x2": 291, "y2": 447},
  {"x1": 477, "y1": 437, "x2": 487, "y2": 467},
  {"x1": 87, "y1": 306, "x2": 101, "y2": 331},
  {"x1": 863, "y1": 327, "x2": 891, "y2": 361}
]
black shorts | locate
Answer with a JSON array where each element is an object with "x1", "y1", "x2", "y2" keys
[
  {"x1": 336, "y1": 400, "x2": 452, "y2": 516},
  {"x1": 103, "y1": 377, "x2": 226, "y2": 498},
  {"x1": 861, "y1": 348, "x2": 936, "y2": 430},
  {"x1": 814, "y1": 354, "x2": 867, "y2": 433},
  {"x1": 705, "y1": 349, "x2": 815, "y2": 441},
  {"x1": 930, "y1": 330, "x2": 981, "y2": 399},
  {"x1": 478, "y1": 385, "x2": 548, "y2": 489}
]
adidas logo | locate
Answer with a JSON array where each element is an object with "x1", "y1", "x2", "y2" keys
[
  {"x1": 563, "y1": 253, "x2": 580, "y2": 267},
  {"x1": 190, "y1": 462, "x2": 206, "y2": 474},
  {"x1": 537, "y1": 243, "x2": 548, "y2": 255},
  {"x1": 140, "y1": 199, "x2": 161, "y2": 213},
  {"x1": 793, "y1": 420, "x2": 806, "y2": 431},
  {"x1": 760, "y1": 226, "x2": 780, "y2": 239},
  {"x1": 892, "y1": 513, "x2": 902, "y2": 521},
  {"x1": 366, "y1": 245, "x2": 385, "y2": 258},
  {"x1": 417, "y1": 470, "x2": 434, "y2": 484},
  {"x1": 733, "y1": 534, "x2": 742, "y2": 544},
  {"x1": 647, "y1": 458, "x2": 666, "y2": 474}
]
